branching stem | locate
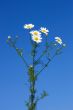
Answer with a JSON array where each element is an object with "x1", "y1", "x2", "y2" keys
[{"x1": 36, "y1": 54, "x2": 56, "y2": 77}]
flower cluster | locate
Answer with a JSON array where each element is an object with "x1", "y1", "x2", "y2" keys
[
  {"x1": 24, "y1": 24, "x2": 49, "y2": 43},
  {"x1": 7, "y1": 23, "x2": 66, "y2": 47},
  {"x1": 23, "y1": 24, "x2": 66, "y2": 46}
]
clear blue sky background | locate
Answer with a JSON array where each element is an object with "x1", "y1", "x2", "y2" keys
[{"x1": 0, "y1": 0, "x2": 73, "y2": 110}]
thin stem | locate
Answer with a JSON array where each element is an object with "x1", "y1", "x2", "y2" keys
[
  {"x1": 34, "y1": 41, "x2": 53, "y2": 64},
  {"x1": 34, "y1": 48, "x2": 48, "y2": 65},
  {"x1": 20, "y1": 55, "x2": 29, "y2": 68},
  {"x1": 14, "y1": 46, "x2": 28, "y2": 68},
  {"x1": 36, "y1": 54, "x2": 56, "y2": 77},
  {"x1": 29, "y1": 43, "x2": 37, "y2": 110},
  {"x1": 8, "y1": 40, "x2": 29, "y2": 68}
]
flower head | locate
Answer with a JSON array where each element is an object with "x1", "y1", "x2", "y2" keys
[
  {"x1": 8, "y1": 36, "x2": 11, "y2": 39},
  {"x1": 55, "y1": 37, "x2": 63, "y2": 45},
  {"x1": 40, "y1": 27, "x2": 49, "y2": 36},
  {"x1": 30, "y1": 30, "x2": 41, "y2": 36},
  {"x1": 30, "y1": 65, "x2": 33, "y2": 68},
  {"x1": 24, "y1": 24, "x2": 34, "y2": 29},
  {"x1": 63, "y1": 43, "x2": 66, "y2": 47},
  {"x1": 32, "y1": 35, "x2": 42, "y2": 43}
]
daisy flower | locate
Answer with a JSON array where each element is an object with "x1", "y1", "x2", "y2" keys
[
  {"x1": 30, "y1": 30, "x2": 41, "y2": 36},
  {"x1": 24, "y1": 24, "x2": 34, "y2": 29},
  {"x1": 63, "y1": 43, "x2": 66, "y2": 47},
  {"x1": 8, "y1": 36, "x2": 11, "y2": 39},
  {"x1": 40, "y1": 27, "x2": 49, "y2": 36},
  {"x1": 30, "y1": 65, "x2": 33, "y2": 67},
  {"x1": 55, "y1": 37, "x2": 63, "y2": 45},
  {"x1": 32, "y1": 35, "x2": 42, "y2": 43}
]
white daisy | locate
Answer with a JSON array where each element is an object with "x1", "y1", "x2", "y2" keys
[
  {"x1": 30, "y1": 30, "x2": 41, "y2": 36},
  {"x1": 40, "y1": 27, "x2": 49, "y2": 36},
  {"x1": 55, "y1": 37, "x2": 63, "y2": 45},
  {"x1": 24, "y1": 24, "x2": 34, "y2": 29},
  {"x1": 30, "y1": 65, "x2": 33, "y2": 68},
  {"x1": 63, "y1": 43, "x2": 66, "y2": 47},
  {"x1": 8, "y1": 36, "x2": 11, "y2": 39},
  {"x1": 32, "y1": 35, "x2": 42, "y2": 43}
]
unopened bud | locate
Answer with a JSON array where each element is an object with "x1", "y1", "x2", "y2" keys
[
  {"x1": 63, "y1": 43, "x2": 66, "y2": 47},
  {"x1": 30, "y1": 65, "x2": 33, "y2": 68},
  {"x1": 8, "y1": 36, "x2": 11, "y2": 39}
]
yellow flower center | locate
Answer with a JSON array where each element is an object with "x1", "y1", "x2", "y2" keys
[
  {"x1": 34, "y1": 37, "x2": 39, "y2": 41},
  {"x1": 42, "y1": 30, "x2": 46, "y2": 33},
  {"x1": 33, "y1": 32, "x2": 38, "y2": 35},
  {"x1": 57, "y1": 39, "x2": 61, "y2": 42},
  {"x1": 27, "y1": 25, "x2": 31, "y2": 28}
]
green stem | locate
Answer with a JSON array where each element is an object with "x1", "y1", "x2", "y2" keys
[
  {"x1": 10, "y1": 41, "x2": 29, "y2": 68},
  {"x1": 34, "y1": 48, "x2": 48, "y2": 65},
  {"x1": 29, "y1": 43, "x2": 37, "y2": 110},
  {"x1": 36, "y1": 54, "x2": 56, "y2": 77}
]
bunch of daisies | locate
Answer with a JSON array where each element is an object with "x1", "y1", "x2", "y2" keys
[{"x1": 24, "y1": 24, "x2": 65, "y2": 46}]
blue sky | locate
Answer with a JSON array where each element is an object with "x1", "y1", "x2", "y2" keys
[{"x1": 0, "y1": 0, "x2": 73, "y2": 110}]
